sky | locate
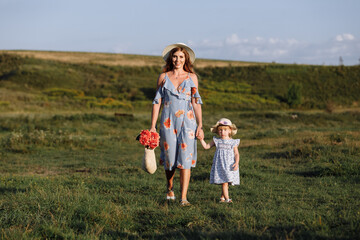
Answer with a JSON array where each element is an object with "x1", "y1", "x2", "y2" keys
[{"x1": 1, "y1": 0, "x2": 360, "y2": 65}]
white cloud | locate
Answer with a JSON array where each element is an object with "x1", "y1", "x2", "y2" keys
[
  {"x1": 189, "y1": 33, "x2": 359, "y2": 65},
  {"x1": 335, "y1": 33, "x2": 355, "y2": 42}
]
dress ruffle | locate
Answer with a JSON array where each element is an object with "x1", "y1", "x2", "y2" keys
[{"x1": 152, "y1": 74, "x2": 203, "y2": 104}]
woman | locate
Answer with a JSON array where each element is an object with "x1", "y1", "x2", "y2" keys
[{"x1": 150, "y1": 43, "x2": 204, "y2": 206}]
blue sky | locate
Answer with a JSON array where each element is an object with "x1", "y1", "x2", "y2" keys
[{"x1": 1, "y1": 0, "x2": 359, "y2": 65}]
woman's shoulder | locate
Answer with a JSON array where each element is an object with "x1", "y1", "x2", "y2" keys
[
  {"x1": 189, "y1": 72, "x2": 197, "y2": 79},
  {"x1": 188, "y1": 73, "x2": 198, "y2": 87},
  {"x1": 159, "y1": 72, "x2": 167, "y2": 79},
  {"x1": 157, "y1": 72, "x2": 167, "y2": 87}
]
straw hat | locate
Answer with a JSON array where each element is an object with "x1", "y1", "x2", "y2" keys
[
  {"x1": 162, "y1": 43, "x2": 196, "y2": 64},
  {"x1": 210, "y1": 118, "x2": 238, "y2": 136}
]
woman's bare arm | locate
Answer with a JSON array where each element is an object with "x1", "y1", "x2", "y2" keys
[
  {"x1": 150, "y1": 73, "x2": 165, "y2": 132},
  {"x1": 190, "y1": 73, "x2": 204, "y2": 139}
]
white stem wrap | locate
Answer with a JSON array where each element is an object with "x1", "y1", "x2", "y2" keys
[{"x1": 142, "y1": 148, "x2": 157, "y2": 174}]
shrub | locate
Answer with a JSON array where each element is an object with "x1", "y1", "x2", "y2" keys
[
  {"x1": 87, "y1": 98, "x2": 133, "y2": 109},
  {"x1": 0, "y1": 101, "x2": 10, "y2": 107},
  {"x1": 43, "y1": 88, "x2": 84, "y2": 98},
  {"x1": 287, "y1": 82, "x2": 302, "y2": 107}
]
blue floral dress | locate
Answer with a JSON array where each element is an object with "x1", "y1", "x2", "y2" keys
[
  {"x1": 210, "y1": 137, "x2": 240, "y2": 185},
  {"x1": 153, "y1": 73, "x2": 203, "y2": 170}
]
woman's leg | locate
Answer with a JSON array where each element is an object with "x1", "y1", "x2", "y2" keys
[
  {"x1": 180, "y1": 169, "x2": 191, "y2": 200},
  {"x1": 222, "y1": 182, "x2": 229, "y2": 200},
  {"x1": 165, "y1": 169, "x2": 176, "y2": 197}
]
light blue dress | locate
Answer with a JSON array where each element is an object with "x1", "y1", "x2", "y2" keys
[
  {"x1": 153, "y1": 73, "x2": 203, "y2": 170},
  {"x1": 210, "y1": 137, "x2": 240, "y2": 185}
]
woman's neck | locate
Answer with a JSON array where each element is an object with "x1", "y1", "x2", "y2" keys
[{"x1": 171, "y1": 69, "x2": 186, "y2": 78}]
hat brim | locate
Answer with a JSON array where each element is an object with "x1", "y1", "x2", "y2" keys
[
  {"x1": 162, "y1": 43, "x2": 196, "y2": 64},
  {"x1": 210, "y1": 123, "x2": 238, "y2": 136}
]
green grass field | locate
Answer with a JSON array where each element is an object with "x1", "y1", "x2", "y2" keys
[
  {"x1": 1, "y1": 51, "x2": 359, "y2": 239},
  {"x1": 1, "y1": 109, "x2": 359, "y2": 239}
]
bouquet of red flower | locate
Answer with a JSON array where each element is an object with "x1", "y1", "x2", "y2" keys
[
  {"x1": 137, "y1": 130, "x2": 160, "y2": 149},
  {"x1": 136, "y1": 130, "x2": 160, "y2": 174}
]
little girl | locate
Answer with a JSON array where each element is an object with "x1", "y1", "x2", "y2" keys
[{"x1": 199, "y1": 118, "x2": 240, "y2": 203}]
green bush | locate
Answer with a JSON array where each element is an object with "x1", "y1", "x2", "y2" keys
[
  {"x1": 87, "y1": 98, "x2": 133, "y2": 109},
  {"x1": 287, "y1": 82, "x2": 302, "y2": 107},
  {"x1": 0, "y1": 101, "x2": 10, "y2": 106},
  {"x1": 43, "y1": 88, "x2": 84, "y2": 98}
]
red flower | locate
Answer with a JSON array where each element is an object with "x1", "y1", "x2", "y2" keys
[
  {"x1": 175, "y1": 110, "x2": 185, "y2": 117},
  {"x1": 138, "y1": 130, "x2": 159, "y2": 149},
  {"x1": 192, "y1": 160, "x2": 196, "y2": 165},
  {"x1": 187, "y1": 110, "x2": 194, "y2": 120},
  {"x1": 164, "y1": 141, "x2": 169, "y2": 151},
  {"x1": 164, "y1": 118, "x2": 171, "y2": 129},
  {"x1": 191, "y1": 87, "x2": 197, "y2": 96},
  {"x1": 149, "y1": 132, "x2": 160, "y2": 149},
  {"x1": 181, "y1": 143, "x2": 187, "y2": 151}
]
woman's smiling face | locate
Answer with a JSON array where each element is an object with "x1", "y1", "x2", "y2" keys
[{"x1": 172, "y1": 50, "x2": 185, "y2": 70}]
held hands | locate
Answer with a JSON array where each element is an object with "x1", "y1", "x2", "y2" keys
[{"x1": 196, "y1": 127, "x2": 204, "y2": 140}]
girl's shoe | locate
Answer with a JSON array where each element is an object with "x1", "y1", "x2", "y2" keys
[
  {"x1": 166, "y1": 190, "x2": 176, "y2": 200},
  {"x1": 219, "y1": 197, "x2": 225, "y2": 203},
  {"x1": 179, "y1": 199, "x2": 191, "y2": 206},
  {"x1": 225, "y1": 199, "x2": 233, "y2": 203}
]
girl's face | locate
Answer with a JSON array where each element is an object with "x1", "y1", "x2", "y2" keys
[
  {"x1": 172, "y1": 50, "x2": 185, "y2": 70},
  {"x1": 217, "y1": 126, "x2": 231, "y2": 139}
]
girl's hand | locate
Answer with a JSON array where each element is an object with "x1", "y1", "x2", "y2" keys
[{"x1": 232, "y1": 163, "x2": 239, "y2": 171}]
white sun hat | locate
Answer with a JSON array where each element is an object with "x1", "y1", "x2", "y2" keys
[
  {"x1": 210, "y1": 118, "x2": 238, "y2": 136},
  {"x1": 162, "y1": 43, "x2": 196, "y2": 64}
]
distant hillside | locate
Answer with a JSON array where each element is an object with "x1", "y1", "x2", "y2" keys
[
  {"x1": 0, "y1": 50, "x2": 359, "y2": 112},
  {"x1": 0, "y1": 50, "x2": 260, "y2": 68}
]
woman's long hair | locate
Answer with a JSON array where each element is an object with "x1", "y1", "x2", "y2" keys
[{"x1": 162, "y1": 47, "x2": 195, "y2": 73}]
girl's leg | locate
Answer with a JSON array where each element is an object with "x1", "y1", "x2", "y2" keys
[
  {"x1": 180, "y1": 169, "x2": 191, "y2": 201},
  {"x1": 165, "y1": 169, "x2": 176, "y2": 197},
  {"x1": 222, "y1": 182, "x2": 229, "y2": 200}
]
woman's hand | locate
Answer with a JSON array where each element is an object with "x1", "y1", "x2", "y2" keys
[
  {"x1": 196, "y1": 127, "x2": 204, "y2": 140},
  {"x1": 149, "y1": 127, "x2": 157, "y2": 133}
]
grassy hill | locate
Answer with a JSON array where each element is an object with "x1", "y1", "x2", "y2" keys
[
  {"x1": 0, "y1": 50, "x2": 359, "y2": 239},
  {"x1": 0, "y1": 50, "x2": 359, "y2": 112}
]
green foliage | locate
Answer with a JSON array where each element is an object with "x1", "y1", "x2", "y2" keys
[
  {"x1": 197, "y1": 65, "x2": 360, "y2": 109},
  {"x1": 43, "y1": 88, "x2": 84, "y2": 97},
  {"x1": 0, "y1": 101, "x2": 10, "y2": 106},
  {"x1": 1, "y1": 53, "x2": 360, "y2": 111},
  {"x1": 86, "y1": 97, "x2": 133, "y2": 109},
  {"x1": 287, "y1": 82, "x2": 302, "y2": 107}
]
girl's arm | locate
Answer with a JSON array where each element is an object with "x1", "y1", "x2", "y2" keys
[
  {"x1": 232, "y1": 146, "x2": 240, "y2": 171},
  {"x1": 150, "y1": 73, "x2": 165, "y2": 132},
  {"x1": 190, "y1": 74, "x2": 204, "y2": 140},
  {"x1": 199, "y1": 139, "x2": 215, "y2": 150}
]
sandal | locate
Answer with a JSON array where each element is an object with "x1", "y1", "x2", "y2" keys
[
  {"x1": 179, "y1": 199, "x2": 191, "y2": 206},
  {"x1": 166, "y1": 190, "x2": 176, "y2": 200},
  {"x1": 219, "y1": 197, "x2": 225, "y2": 203},
  {"x1": 225, "y1": 199, "x2": 233, "y2": 203}
]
